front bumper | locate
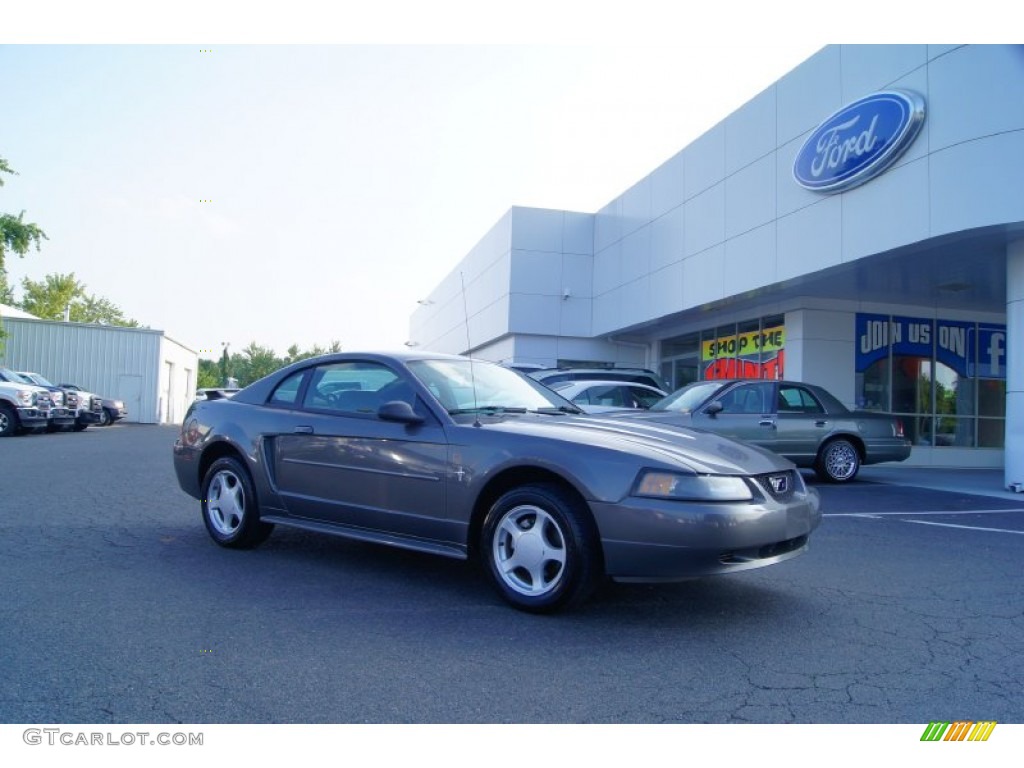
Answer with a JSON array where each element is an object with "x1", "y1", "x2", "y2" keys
[
  {"x1": 591, "y1": 486, "x2": 822, "y2": 581},
  {"x1": 16, "y1": 407, "x2": 50, "y2": 429},
  {"x1": 172, "y1": 439, "x2": 202, "y2": 499},
  {"x1": 48, "y1": 408, "x2": 76, "y2": 428},
  {"x1": 76, "y1": 409, "x2": 103, "y2": 425}
]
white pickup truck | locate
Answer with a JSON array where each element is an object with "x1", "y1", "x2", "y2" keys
[
  {"x1": 17, "y1": 371, "x2": 104, "y2": 431},
  {"x1": 0, "y1": 367, "x2": 58, "y2": 436}
]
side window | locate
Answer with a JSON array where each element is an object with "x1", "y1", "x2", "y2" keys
[
  {"x1": 586, "y1": 385, "x2": 626, "y2": 407},
  {"x1": 718, "y1": 383, "x2": 773, "y2": 414},
  {"x1": 302, "y1": 361, "x2": 408, "y2": 416},
  {"x1": 778, "y1": 386, "x2": 824, "y2": 414},
  {"x1": 269, "y1": 371, "x2": 305, "y2": 407},
  {"x1": 631, "y1": 387, "x2": 663, "y2": 408}
]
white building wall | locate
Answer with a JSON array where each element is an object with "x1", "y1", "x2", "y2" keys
[
  {"x1": 582, "y1": 45, "x2": 1024, "y2": 337},
  {"x1": 784, "y1": 309, "x2": 856, "y2": 408},
  {"x1": 409, "y1": 45, "x2": 1024, "y2": 471},
  {"x1": 410, "y1": 211, "x2": 512, "y2": 353},
  {"x1": 1006, "y1": 240, "x2": 1024, "y2": 489},
  {"x1": 158, "y1": 336, "x2": 199, "y2": 425}
]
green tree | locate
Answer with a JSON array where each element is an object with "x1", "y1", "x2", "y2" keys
[
  {"x1": 219, "y1": 345, "x2": 232, "y2": 386},
  {"x1": 236, "y1": 342, "x2": 280, "y2": 385},
  {"x1": 197, "y1": 358, "x2": 221, "y2": 389},
  {"x1": 1, "y1": 156, "x2": 48, "y2": 272},
  {"x1": 19, "y1": 273, "x2": 84, "y2": 319},
  {"x1": 0, "y1": 156, "x2": 47, "y2": 353},
  {"x1": 76, "y1": 293, "x2": 139, "y2": 326},
  {"x1": 0, "y1": 268, "x2": 14, "y2": 306},
  {"x1": 18, "y1": 272, "x2": 139, "y2": 326}
]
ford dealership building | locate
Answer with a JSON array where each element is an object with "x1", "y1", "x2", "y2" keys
[{"x1": 408, "y1": 45, "x2": 1024, "y2": 486}]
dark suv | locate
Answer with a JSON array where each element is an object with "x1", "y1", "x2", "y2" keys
[{"x1": 529, "y1": 367, "x2": 668, "y2": 391}]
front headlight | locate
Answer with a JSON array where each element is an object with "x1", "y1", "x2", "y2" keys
[
  {"x1": 17, "y1": 390, "x2": 34, "y2": 406},
  {"x1": 634, "y1": 470, "x2": 753, "y2": 502}
]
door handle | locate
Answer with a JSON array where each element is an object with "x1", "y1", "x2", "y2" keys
[
  {"x1": 815, "y1": 420, "x2": 828, "y2": 428},
  {"x1": 293, "y1": 425, "x2": 314, "y2": 434},
  {"x1": 759, "y1": 419, "x2": 776, "y2": 428}
]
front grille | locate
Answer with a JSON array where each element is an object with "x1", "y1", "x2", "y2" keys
[
  {"x1": 720, "y1": 535, "x2": 809, "y2": 565},
  {"x1": 758, "y1": 535, "x2": 808, "y2": 559},
  {"x1": 753, "y1": 470, "x2": 798, "y2": 502}
]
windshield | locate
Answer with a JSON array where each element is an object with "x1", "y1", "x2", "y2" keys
[
  {"x1": 649, "y1": 381, "x2": 724, "y2": 413},
  {"x1": 19, "y1": 372, "x2": 54, "y2": 387},
  {"x1": 0, "y1": 367, "x2": 34, "y2": 385},
  {"x1": 408, "y1": 358, "x2": 578, "y2": 414}
]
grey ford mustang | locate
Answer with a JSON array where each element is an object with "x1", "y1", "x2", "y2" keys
[{"x1": 173, "y1": 352, "x2": 821, "y2": 612}]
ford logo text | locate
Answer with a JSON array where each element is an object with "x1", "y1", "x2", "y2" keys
[{"x1": 793, "y1": 90, "x2": 925, "y2": 193}]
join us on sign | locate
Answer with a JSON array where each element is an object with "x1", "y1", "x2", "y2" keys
[
  {"x1": 856, "y1": 314, "x2": 1007, "y2": 379},
  {"x1": 859, "y1": 318, "x2": 966, "y2": 356}
]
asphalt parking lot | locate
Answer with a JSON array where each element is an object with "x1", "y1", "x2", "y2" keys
[{"x1": 2, "y1": 424, "x2": 1023, "y2": 724}]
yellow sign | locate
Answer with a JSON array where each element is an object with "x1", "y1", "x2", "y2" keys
[{"x1": 702, "y1": 326, "x2": 785, "y2": 361}]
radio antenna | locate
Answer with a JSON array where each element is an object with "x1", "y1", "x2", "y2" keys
[{"x1": 460, "y1": 271, "x2": 480, "y2": 427}]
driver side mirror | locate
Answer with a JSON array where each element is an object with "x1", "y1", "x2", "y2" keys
[
  {"x1": 378, "y1": 400, "x2": 424, "y2": 425},
  {"x1": 704, "y1": 400, "x2": 724, "y2": 417}
]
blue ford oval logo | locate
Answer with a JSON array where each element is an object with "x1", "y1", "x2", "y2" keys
[{"x1": 793, "y1": 90, "x2": 925, "y2": 193}]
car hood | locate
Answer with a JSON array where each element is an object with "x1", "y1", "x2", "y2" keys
[{"x1": 470, "y1": 412, "x2": 792, "y2": 476}]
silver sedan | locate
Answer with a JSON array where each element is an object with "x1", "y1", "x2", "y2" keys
[
  {"x1": 550, "y1": 380, "x2": 668, "y2": 412},
  {"x1": 616, "y1": 379, "x2": 912, "y2": 483}
]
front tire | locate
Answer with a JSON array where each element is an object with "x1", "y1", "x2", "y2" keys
[
  {"x1": 815, "y1": 438, "x2": 861, "y2": 483},
  {"x1": 0, "y1": 405, "x2": 19, "y2": 437},
  {"x1": 201, "y1": 456, "x2": 274, "y2": 548},
  {"x1": 480, "y1": 483, "x2": 602, "y2": 613},
  {"x1": 99, "y1": 408, "x2": 113, "y2": 426}
]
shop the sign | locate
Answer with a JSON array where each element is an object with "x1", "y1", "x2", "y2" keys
[
  {"x1": 702, "y1": 326, "x2": 785, "y2": 379},
  {"x1": 794, "y1": 90, "x2": 926, "y2": 193}
]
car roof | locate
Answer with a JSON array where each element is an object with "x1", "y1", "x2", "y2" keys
[
  {"x1": 531, "y1": 366, "x2": 659, "y2": 376},
  {"x1": 228, "y1": 350, "x2": 486, "y2": 404},
  {"x1": 558, "y1": 380, "x2": 666, "y2": 391}
]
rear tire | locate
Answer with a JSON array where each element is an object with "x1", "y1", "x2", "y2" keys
[
  {"x1": 480, "y1": 483, "x2": 602, "y2": 613},
  {"x1": 815, "y1": 438, "x2": 861, "y2": 483},
  {"x1": 201, "y1": 456, "x2": 274, "y2": 548}
]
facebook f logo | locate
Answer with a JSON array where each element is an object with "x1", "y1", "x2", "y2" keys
[{"x1": 987, "y1": 332, "x2": 1006, "y2": 377}]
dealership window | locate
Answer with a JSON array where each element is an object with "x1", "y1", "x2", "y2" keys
[
  {"x1": 660, "y1": 332, "x2": 700, "y2": 391},
  {"x1": 661, "y1": 315, "x2": 785, "y2": 386},
  {"x1": 661, "y1": 317, "x2": 785, "y2": 389},
  {"x1": 855, "y1": 314, "x2": 1006, "y2": 448}
]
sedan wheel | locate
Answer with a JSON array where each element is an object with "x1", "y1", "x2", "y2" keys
[
  {"x1": 201, "y1": 457, "x2": 274, "y2": 548},
  {"x1": 815, "y1": 438, "x2": 860, "y2": 483},
  {"x1": 481, "y1": 483, "x2": 602, "y2": 613},
  {"x1": 99, "y1": 409, "x2": 112, "y2": 426}
]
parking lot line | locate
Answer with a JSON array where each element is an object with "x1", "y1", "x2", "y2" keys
[
  {"x1": 825, "y1": 508, "x2": 1024, "y2": 517},
  {"x1": 901, "y1": 520, "x2": 1024, "y2": 535}
]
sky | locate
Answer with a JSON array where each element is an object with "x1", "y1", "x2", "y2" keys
[{"x1": 0, "y1": 3, "x2": 991, "y2": 360}]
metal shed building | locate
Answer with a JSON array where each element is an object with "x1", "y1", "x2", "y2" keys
[{"x1": 0, "y1": 312, "x2": 198, "y2": 425}]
